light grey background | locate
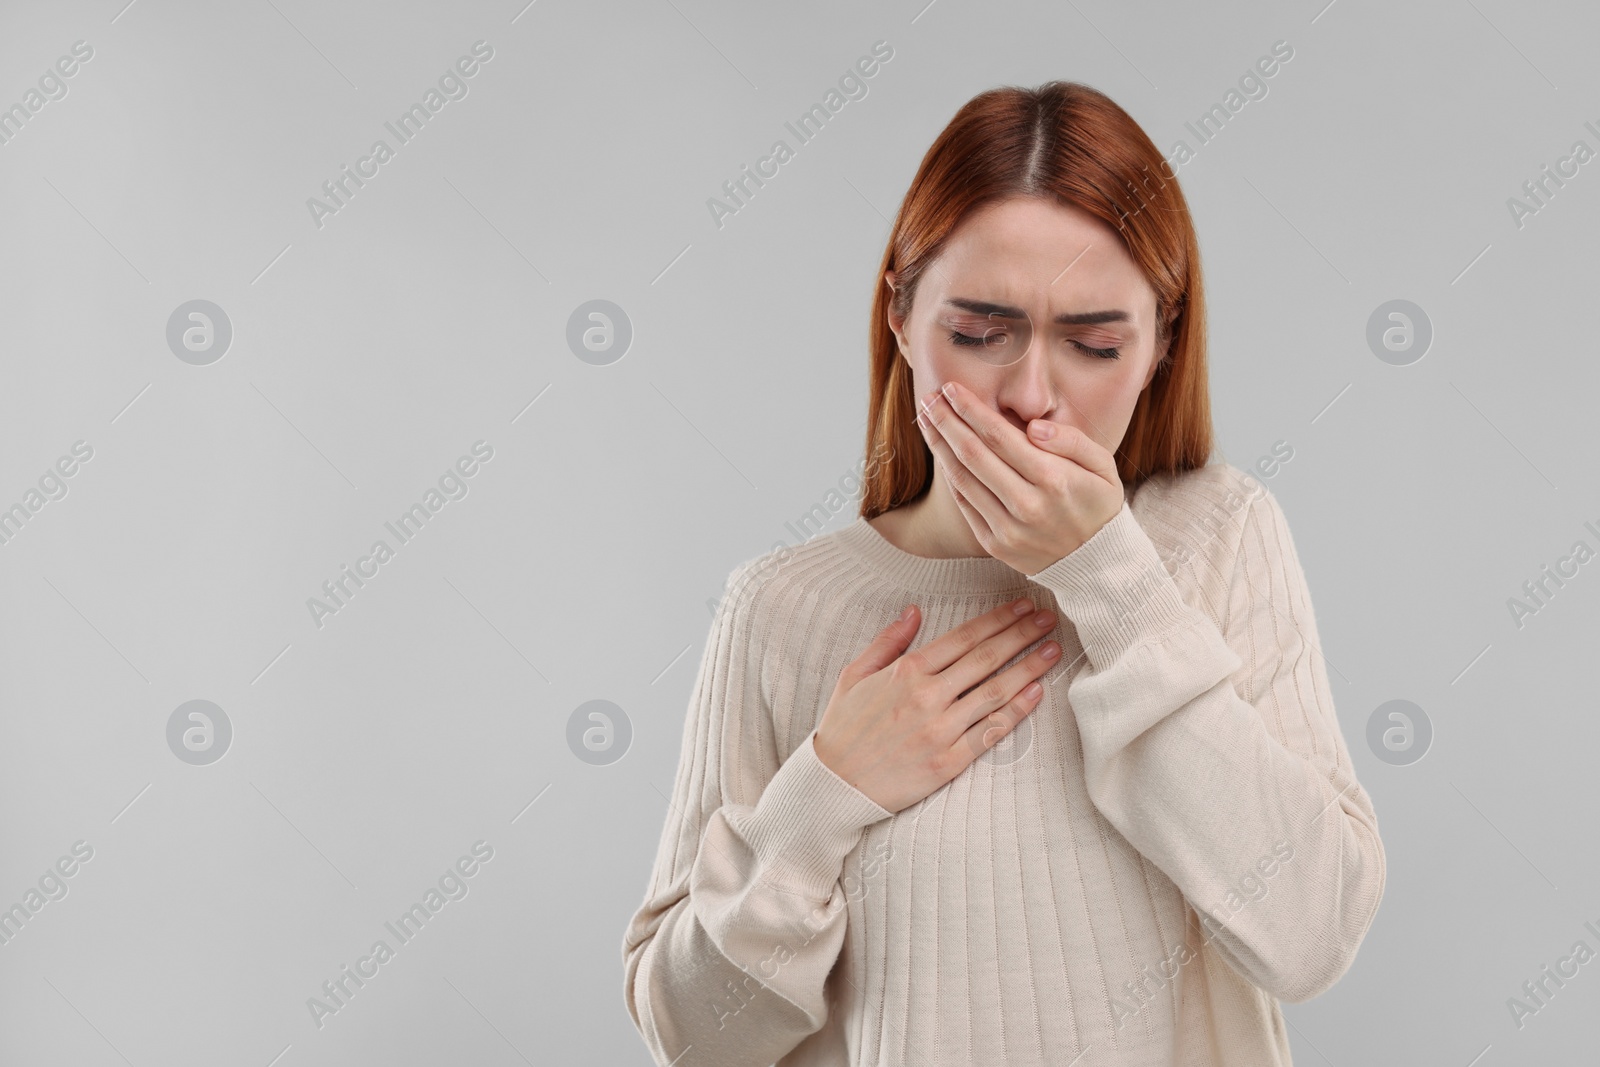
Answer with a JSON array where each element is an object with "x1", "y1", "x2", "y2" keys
[{"x1": 2, "y1": 0, "x2": 1597, "y2": 1063}]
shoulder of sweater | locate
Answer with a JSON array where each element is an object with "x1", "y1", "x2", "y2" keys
[
  {"x1": 715, "y1": 520, "x2": 863, "y2": 630},
  {"x1": 1131, "y1": 459, "x2": 1284, "y2": 547},
  {"x1": 706, "y1": 527, "x2": 862, "y2": 717},
  {"x1": 1126, "y1": 460, "x2": 1290, "y2": 616}
]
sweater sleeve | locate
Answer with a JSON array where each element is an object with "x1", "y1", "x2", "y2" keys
[
  {"x1": 1026, "y1": 486, "x2": 1386, "y2": 1004},
  {"x1": 621, "y1": 561, "x2": 895, "y2": 1067}
]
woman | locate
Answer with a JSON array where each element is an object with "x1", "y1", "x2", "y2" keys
[{"x1": 622, "y1": 80, "x2": 1384, "y2": 1067}]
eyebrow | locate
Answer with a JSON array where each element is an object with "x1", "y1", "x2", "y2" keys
[{"x1": 944, "y1": 297, "x2": 1130, "y2": 326}]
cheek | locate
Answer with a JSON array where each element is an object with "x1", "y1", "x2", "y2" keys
[
  {"x1": 1050, "y1": 366, "x2": 1125, "y2": 410},
  {"x1": 1093, "y1": 363, "x2": 1152, "y2": 410},
  {"x1": 914, "y1": 330, "x2": 957, "y2": 372},
  {"x1": 919, "y1": 349, "x2": 993, "y2": 396},
  {"x1": 1118, "y1": 369, "x2": 1150, "y2": 406},
  {"x1": 1047, "y1": 368, "x2": 1144, "y2": 445}
]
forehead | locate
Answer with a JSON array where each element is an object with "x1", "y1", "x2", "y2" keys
[{"x1": 926, "y1": 198, "x2": 1154, "y2": 315}]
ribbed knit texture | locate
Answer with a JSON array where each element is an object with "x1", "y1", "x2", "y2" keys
[{"x1": 622, "y1": 462, "x2": 1385, "y2": 1067}]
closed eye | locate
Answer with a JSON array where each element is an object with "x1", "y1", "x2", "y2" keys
[
  {"x1": 948, "y1": 329, "x2": 1007, "y2": 348},
  {"x1": 1071, "y1": 340, "x2": 1120, "y2": 360},
  {"x1": 948, "y1": 330, "x2": 1121, "y2": 360}
]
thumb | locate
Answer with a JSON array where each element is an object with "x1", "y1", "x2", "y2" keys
[
  {"x1": 1027, "y1": 419, "x2": 1118, "y2": 481},
  {"x1": 850, "y1": 605, "x2": 921, "y2": 678}
]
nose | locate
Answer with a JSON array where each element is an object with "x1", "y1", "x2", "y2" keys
[{"x1": 994, "y1": 346, "x2": 1057, "y2": 430}]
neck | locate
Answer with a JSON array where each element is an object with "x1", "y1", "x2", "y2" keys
[{"x1": 895, "y1": 466, "x2": 991, "y2": 559}]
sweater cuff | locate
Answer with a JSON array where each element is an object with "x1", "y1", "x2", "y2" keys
[
  {"x1": 1026, "y1": 500, "x2": 1204, "y2": 665},
  {"x1": 738, "y1": 731, "x2": 894, "y2": 899}
]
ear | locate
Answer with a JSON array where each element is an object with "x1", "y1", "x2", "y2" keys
[
  {"x1": 1141, "y1": 334, "x2": 1170, "y2": 391},
  {"x1": 1144, "y1": 299, "x2": 1180, "y2": 389},
  {"x1": 884, "y1": 271, "x2": 910, "y2": 356}
]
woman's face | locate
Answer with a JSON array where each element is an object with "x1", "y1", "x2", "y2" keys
[{"x1": 886, "y1": 196, "x2": 1165, "y2": 459}]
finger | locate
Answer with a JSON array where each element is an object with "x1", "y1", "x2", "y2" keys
[
  {"x1": 918, "y1": 400, "x2": 1008, "y2": 534},
  {"x1": 946, "y1": 477, "x2": 996, "y2": 546},
  {"x1": 1026, "y1": 417, "x2": 1120, "y2": 483},
  {"x1": 936, "y1": 606, "x2": 1056, "y2": 700},
  {"x1": 924, "y1": 383, "x2": 1049, "y2": 510},
  {"x1": 950, "y1": 635, "x2": 1059, "y2": 733},
  {"x1": 951, "y1": 677, "x2": 1046, "y2": 768},
  {"x1": 906, "y1": 596, "x2": 1035, "y2": 675}
]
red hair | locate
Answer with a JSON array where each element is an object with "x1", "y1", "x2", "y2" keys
[{"x1": 861, "y1": 80, "x2": 1216, "y2": 519}]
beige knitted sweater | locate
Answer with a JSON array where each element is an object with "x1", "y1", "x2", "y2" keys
[{"x1": 622, "y1": 462, "x2": 1385, "y2": 1067}]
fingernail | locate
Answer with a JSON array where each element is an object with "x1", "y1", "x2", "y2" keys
[{"x1": 940, "y1": 382, "x2": 956, "y2": 401}]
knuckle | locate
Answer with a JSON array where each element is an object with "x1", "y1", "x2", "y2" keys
[
  {"x1": 980, "y1": 709, "x2": 1012, "y2": 747},
  {"x1": 895, "y1": 650, "x2": 925, "y2": 679},
  {"x1": 958, "y1": 730, "x2": 981, "y2": 759},
  {"x1": 895, "y1": 673, "x2": 929, "y2": 710}
]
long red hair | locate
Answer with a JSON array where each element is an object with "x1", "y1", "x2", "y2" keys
[{"x1": 861, "y1": 81, "x2": 1215, "y2": 519}]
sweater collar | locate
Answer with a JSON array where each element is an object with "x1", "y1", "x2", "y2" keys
[{"x1": 834, "y1": 516, "x2": 1032, "y2": 595}]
